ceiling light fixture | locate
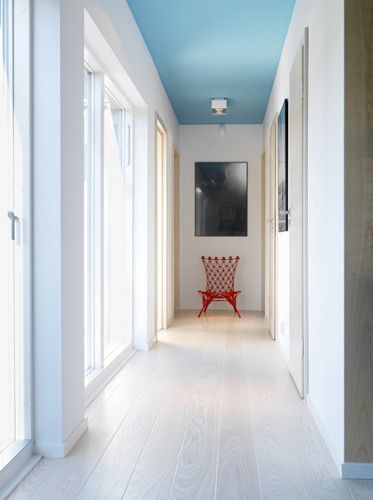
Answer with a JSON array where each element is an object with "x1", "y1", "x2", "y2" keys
[{"x1": 211, "y1": 98, "x2": 228, "y2": 116}]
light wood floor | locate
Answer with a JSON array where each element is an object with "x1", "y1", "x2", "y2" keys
[{"x1": 8, "y1": 312, "x2": 373, "y2": 499}]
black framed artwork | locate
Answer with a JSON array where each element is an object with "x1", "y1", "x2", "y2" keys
[
  {"x1": 278, "y1": 99, "x2": 289, "y2": 232},
  {"x1": 195, "y1": 161, "x2": 248, "y2": 237}
]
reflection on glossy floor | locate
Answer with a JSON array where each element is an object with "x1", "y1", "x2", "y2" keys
[{"x1": 8, "y1": 312, "x2": 373, "y2": 499}]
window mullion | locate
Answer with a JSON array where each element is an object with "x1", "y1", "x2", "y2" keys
[{"x1": 93, "y1": 72, "x2": 105, "y2": 370}]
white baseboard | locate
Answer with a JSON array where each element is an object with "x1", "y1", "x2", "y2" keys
[
  {"x1": 306, "y1": 395, "x2": 342, "y2": 475},
  {"x1": 342, "y1": 462, "x2": 373, "y2": 480},
  {"x1": 134, "y1": 336, "x2": 156, "y2": 351},
  {"x1": 277, "y1": 337, "x2": 290, "y2": 366},
  {"x1": 33, "y1": 417, "x2": 88, "y2": 458}
]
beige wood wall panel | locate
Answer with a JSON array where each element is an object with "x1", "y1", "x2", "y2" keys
[
  {"x1": 345, "y1": 0, "x2": 373, "y2": 462},
  {"x1": 345, "y1": 0, "x2": 373, "y2": 463}
]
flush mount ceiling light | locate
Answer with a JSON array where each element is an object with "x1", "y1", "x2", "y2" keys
[{"x1": 211, "y1": 98, "x2": 228, "y2": 116}]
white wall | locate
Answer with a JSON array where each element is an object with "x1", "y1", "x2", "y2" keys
[
  {"x1": 85, "y1": 0, "x2": 179, "y2": 347},
  {"x1": 263, "y1": 0, "x2": 345, "y2": 469},
  {"x1": 33, "y1": 0, "x2": 86, "y2": 457},
  {"x1": 277, "y1": 232, "x2": 289, "y2": 359},
  {"x1": 179, "y1": 125, "x2": 263, "y2": 312},
  {"x1": 33, "y1": 0, "x2": 179, "y2": 457}
]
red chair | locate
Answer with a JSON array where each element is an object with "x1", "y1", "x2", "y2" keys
[{"x1": 198, "y1": 256, "x2": 241, "y2": 318}]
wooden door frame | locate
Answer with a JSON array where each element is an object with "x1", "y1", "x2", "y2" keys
[
  {"x1": 302, "y1": 28, "x2": 309, "y2": 396},
  {"x1": 155, "y1": 116, "x2": 168, "y2": 336},
  {"x1": 173, "y1": 146, "x2": 180, "y2": 317},
  {"x1": 265, "y1": 115, "x2": 278, "y2": 340}
]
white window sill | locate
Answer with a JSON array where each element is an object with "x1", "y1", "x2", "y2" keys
[
  {"x1": 84, "y1": 344, "x2": 134, "y2": 407},
  {"x1": 0, "y1": 440, "x2": 40, "y2": 495}
]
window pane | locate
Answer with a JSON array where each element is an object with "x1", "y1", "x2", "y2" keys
[
  {"x1": 84, "y1": 68, "x2": 94, "y2": 374},
  {"x1": 0, "y1": 0, "x2": 15, "y2": 452},
  {"x1": 103, "y1": 90, "x2": 129, "y2": 360}
]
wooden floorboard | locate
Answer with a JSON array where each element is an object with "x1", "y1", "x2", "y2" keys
[
  {"x1": 215, "y1": 324, "x2": 261, "y2": 500},
  {"x1": 122, "y1": 325, "x2": 208, "y2": 500},
  {"x1": 8, "y1": 311, "x2": 360, "y2": 499},
  {"x1": 167, "y1": 325, "x2": 226, "y2": 500},
  {"x1": 346, "y1": 480, "x2": 373, "y2": 500},
  {"x1": 8, "y1": 347, "x2": 166, "y2": 500}
]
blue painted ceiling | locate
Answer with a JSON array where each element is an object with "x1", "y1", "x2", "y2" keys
[{"x1": 127, "y1": 0, "x2": 295, "y2": 124}]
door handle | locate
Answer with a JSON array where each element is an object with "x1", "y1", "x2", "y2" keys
[{"x1": 7, "y1": 211, "x2": 19, "y2": 241}]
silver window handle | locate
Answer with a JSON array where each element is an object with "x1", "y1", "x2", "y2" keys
[{"x1": 8, "y1": 211, "x2": 19, "y2": 241}]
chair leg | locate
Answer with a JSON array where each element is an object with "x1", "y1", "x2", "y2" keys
[
  {"x1": 233, "y1": 301, "x2": 241, "y2": 318},
  {"x1": 203, "y1": 298, "x2": 212, "y2": 315},
  {"x1": 198, "y1": 296, "x2": 208, "y2": 317},
  {"x1": 198, "y1": 296, "x2": 211, "y2": 317},
  {"x1": 227, "y1": 295, "x2": 241, "y2": 318},
  {"x1": 198, "y1": 303, "x2": 205, "y2": 318}
]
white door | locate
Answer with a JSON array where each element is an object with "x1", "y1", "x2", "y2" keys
[
  {"x1": 288, "y1": 35, "x2": 308, "y2": 397},
  {"x1": 268, "y1": 117, "x2": 277, "y2": 340}
]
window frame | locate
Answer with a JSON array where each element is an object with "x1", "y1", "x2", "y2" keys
[
  {"x1": 83, "y1": 47, "x2": 134, "y2": 401},
  {"x1": 102, "y1": 85, "x2": 127, "y2": 362},
  {"x1": 155, "y1": 118, "x2": 168, "y2": 334},
  {"x1": 0, "y1": 0, "x2": 33, "y2": 486},
  {"x1": 0, "y1": 0, "x2": 16, "y2": 455},
  {"x1": 84, "y1": 64, "x2": 96, "y2": 375}
]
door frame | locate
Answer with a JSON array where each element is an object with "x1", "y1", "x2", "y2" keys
[
  {"x1": 265, "y1": 115, "x2": 278, "y2": 340},
  {"x1": 302, "y1": 29, "x2": 309, "y2": 396},
  {"x1": 288, "y1": 28, "x2": 309, "y2": 397},
  {"x1": 173, "y1": 146, "x2": 180, "y2": 316},
  {"x1": 261, "y1": 153, "x2": 266, "y2": 312},
  {"x1": 264, "y1": 29, "x2": 309, "y2": 396},
  {"x1": 155, "y1": 116, "x2": 168, "y2": 335}
]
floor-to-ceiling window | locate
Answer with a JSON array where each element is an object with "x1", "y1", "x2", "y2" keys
[
  {"x1": 84, "y1": 49, "x2": 133, "y2": 388},
  {"x1": 103, "y1": 89, "x2": 128, "y2": 360},
  {"x1": 0, "y1": 0, "x2": 15, "y2": 453},
  {"x1": 0, "y1": 0, "x2": 31, "y2": 472},
  {"x1": 84, "y1": 66, "x2": 95, "y2": 375}
]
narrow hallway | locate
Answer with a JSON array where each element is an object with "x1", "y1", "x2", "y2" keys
[{"x1": 9, "y1": 313, "x2": 368, "y2": 499}]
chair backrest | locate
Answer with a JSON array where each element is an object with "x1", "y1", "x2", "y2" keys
[{"x1": 201, "y1": 256, "x2": 240, "y2": 293}]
